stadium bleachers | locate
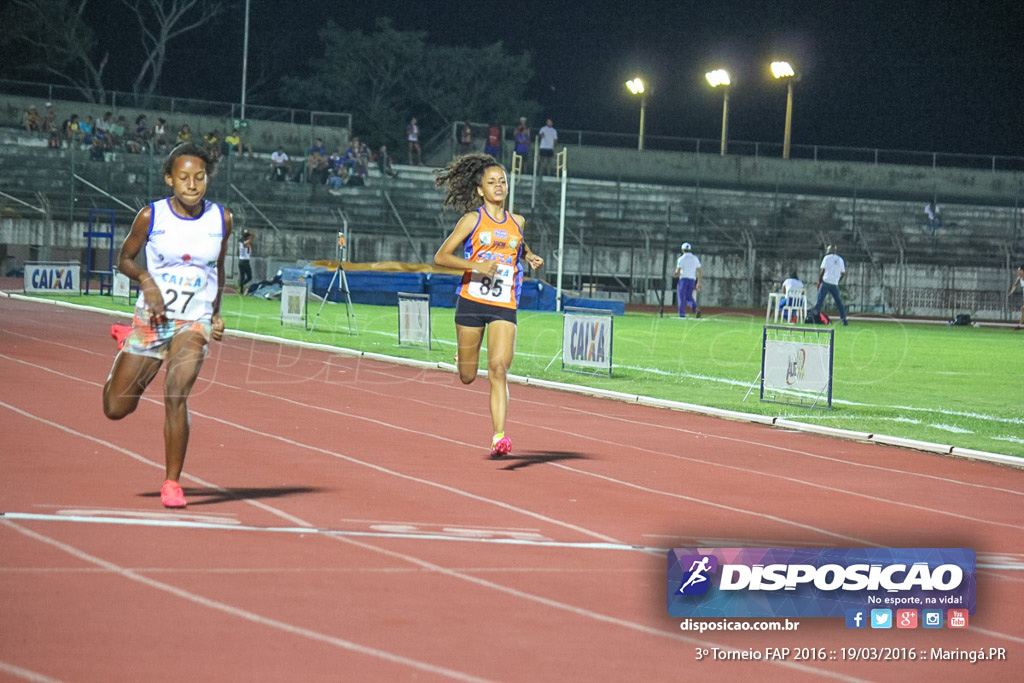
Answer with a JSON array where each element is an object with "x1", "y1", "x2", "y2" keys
[{"x1": 2, "y1": 125, "x2": 1023, "y2": 318}]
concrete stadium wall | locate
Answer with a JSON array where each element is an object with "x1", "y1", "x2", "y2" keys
[
  {"x1": 565, "y1": 145, "x2": 1024, "y2": 206},
  {"x1": 2, "y1": 215, "x2": 1019, "y2": 322}
]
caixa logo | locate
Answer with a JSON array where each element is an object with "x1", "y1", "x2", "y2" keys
[{"x1": 676, "y1": 554, "x2": 719, "y2": 595}]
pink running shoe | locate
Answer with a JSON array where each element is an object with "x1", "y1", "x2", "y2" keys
[
  {"x1": 110, "y1": 323, "x2": 132, "y2": 350},
  {"x1": 160, "y1": 480, "x2": 187, "y2": 508},
  {"x1": 489, "y1": 433, "x2": 512, "y2": 459}
]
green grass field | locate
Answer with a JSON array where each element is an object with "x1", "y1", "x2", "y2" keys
[{"x1": 26, "y1": 291, "x2": 1024, "y2": 460}]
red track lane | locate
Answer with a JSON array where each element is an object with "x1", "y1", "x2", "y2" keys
[{"x1": 1, "y1": 296, "x2": 1021, "y2": 683}]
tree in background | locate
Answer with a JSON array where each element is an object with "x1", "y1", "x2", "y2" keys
[
  {"x1": 120, "y1": 0, "x2": 227, "y2": 105},
  {"x1": 0, "y1": 0, "x2": 225, "y2": 107},
  {"x1": 0, "y1": 0, "x2": 110, "y2": 102},
  {"x1": 419, "y1": 42, "x2": 538, "y2": 132},
  {"x1": 282, "y1": 18, "x2": 540, "y2": 153}
]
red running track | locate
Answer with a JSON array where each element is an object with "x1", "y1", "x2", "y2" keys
[{"x1": 1, "y1": 295, "x2": 1022, "y2": 682}]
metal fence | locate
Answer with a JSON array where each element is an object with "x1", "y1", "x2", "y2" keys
[
  {"x1": 0, "y1": 79, "x2": 351, "y2": 134},
  {"x1": 8, "y1": 77, "x2": 1024, "y2": 174}
]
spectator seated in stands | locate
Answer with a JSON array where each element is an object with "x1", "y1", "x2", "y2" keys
[
  {"x1": 152, "y1": 118, "x2": 170, "y2": 154},
  {"x1": 356, "y1": 138, "x2": 371, "y2": 167},
  {"x1": 177, "y1": 123, "x2": 193, "y2": 145},
  {"x1": 345, "y1": 160, "x2": 368, "y2": 187},
  {"x1": 309, "y1": 151, "x2": 329, "y2": 185},
  {"x1": 22, "y1": 106, "x2": 43, "y2": 133},
  {"x1": 305, "y1": 137, "x2": 328, "y2": 183},
  {"x1": 338, "y1": 139, "x2": 359, "y2": 174},
  {"x1": 128, "y1": 114, "x2": 151, "y2": 153},
  {"x1": 79, "y1": 115, "x2": 95, "y2": 147},
  {"x1": 222, "y1": 128, "x2": 253, "y2": 158},
  {"x1": 203, "y1": 130, "x2": 222, "y2": 160},
  {"x1": 94, "y1": 111, "x2": 112, "y2": 143},
  {"x1": 374, "y1": 145, "x2": 398, "y2": 178},
  {"x1": 90, "y1": 127, "x2": 110, "y2": 160},
  {"x1": 269, "y1": 145, "x2": 293, "y2": 181},
  {"x1": 326, "y1": 161, "x2": 346, "y2": 189},
  {"x1": 42, "y1": 103, "x2": 57, "y2": 134},
  {"x1": 326, "y1": 146, "x2": 348, "y2": 188},
  {"x1": 61, "y1": 114, "x2": 82, "y2": 148},
  {"x1": 112, "y1": 116, "x2": 128, "y2": 149}
]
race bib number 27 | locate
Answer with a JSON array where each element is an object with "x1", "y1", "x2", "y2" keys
[{"x1": 152, "y1": 268, "x2": 207, "y2": 320}]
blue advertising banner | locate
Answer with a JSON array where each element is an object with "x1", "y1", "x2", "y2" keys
[{"x1": 667, "y1": 548, "x2": 975, "y2": 619}]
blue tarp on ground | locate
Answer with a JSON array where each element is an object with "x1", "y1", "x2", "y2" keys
[
  {"x1": 519, "y1": 279, "x2": 557, "y2": 311},
  {"x1": 279, "y1": 265, "x2": 328, "y2": 282},
  {"x1": 308, "y1": 269, "x2": 617, "y2": 314},
  {"x1": 425, "y1": 273, "x2": 461, "y2": 309},
  {"x1": 427, "y1": 276, "x2": 559, "y2": 311},
  {"x1": 312, "y1": 270, "x2": 427, "y2": 305}
]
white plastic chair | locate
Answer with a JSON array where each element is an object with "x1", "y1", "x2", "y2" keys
[
  {"x1": 780, "y1": 287, "x2": 807, "y2": 324},
  {"x1": 765, "y1": 292, "x2": 782, "y2": 322}
]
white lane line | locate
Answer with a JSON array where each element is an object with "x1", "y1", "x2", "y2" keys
[
  {"x1": 0, "y1": 512, "x2": 648, "y2": 551},
  {"x1": 1, "y1": 519, "x2": 498, "y2": 683},
  {"x1": 0, "y1": 393, "x2": 629, "y2": 547},
  {"x1": 0, "y1": 661, "x2": 66, "y2": 683}
]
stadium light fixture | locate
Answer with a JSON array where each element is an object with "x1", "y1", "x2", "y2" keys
[
  {"x1": 625, "y1": 77, "x2": 647, "y2": 150},
  {"x1": 771, "y1": 61, "x2": 795, "y2": 159},
  {"x1": 705, "y1": 69, "x2": 731, "y2": 155}
]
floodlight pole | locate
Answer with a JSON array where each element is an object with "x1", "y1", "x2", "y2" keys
[
  {"x1": 783, "y1": 79, "x2": 793, "y2": 160},
  {"x1": 240, "y1": 0, "x2": 250, "y2": 120},
  {"x1": 555, "y1": 148, "x2": 568, "y2": 312}
]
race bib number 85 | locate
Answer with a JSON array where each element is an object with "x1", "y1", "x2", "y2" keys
[{"x1": 470, "y1": 264, "x2": 514, "y2": 305}]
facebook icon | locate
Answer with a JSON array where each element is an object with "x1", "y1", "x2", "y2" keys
[{"x1": 845, "y1": 609, "x2": 867, "y2": 629}]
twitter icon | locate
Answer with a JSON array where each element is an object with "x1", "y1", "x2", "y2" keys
[{"x1": 870, "y1": 609, "x2": 892, "y2": 629}]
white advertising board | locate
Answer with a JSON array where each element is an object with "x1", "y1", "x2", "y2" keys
[
  {"x1": 760, "y1": 325, "x2": 834, "y2": 407},
  {"x1": 24, "y1": 262, "x2": 80, "y2": 293},
  {"x1": 397, "y1": 292, "x2": 431, "y2": 348},
  {"x1": 562, "y1": 307, "x2": 613, "y2": 376}
]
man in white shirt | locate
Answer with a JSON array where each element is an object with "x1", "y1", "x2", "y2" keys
[
  {"x1": 270, "y1": 146, "x2": 292, "y2": 181},
  {"x1": 673, "y1": 242, "x2": 702, "y2": 318},
  {"x1": 778, "y1": 272, "x2": 804, "y2": 322},
  {"x1": 812, "y1": 245, "x2": 848, "y2": 325},
  {"x1": 537, "y1": 119, "x2": 558, "y2": 175}
]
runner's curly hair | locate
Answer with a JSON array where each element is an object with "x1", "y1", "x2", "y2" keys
[
  {"x1": 434, "y1": 153, "x2": 503, "y2": 213},
  {"x1": 162, "y1": 142, "x2": 217, "y2": 176}
]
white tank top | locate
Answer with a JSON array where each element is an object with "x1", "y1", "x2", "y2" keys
[{"x1": 138, "y1": 198, "x2": 225, "y2": 321}]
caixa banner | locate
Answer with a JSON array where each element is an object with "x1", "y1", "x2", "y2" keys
[
  {"x1": 667, "y1": 548, "x2": 975, "y2": 618},
  {"x1": 24, "y1": 262, "x2": 80, "y2": 293}
]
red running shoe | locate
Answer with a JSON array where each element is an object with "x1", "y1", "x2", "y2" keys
[
  {"x1": 160, "y1": 480, "x2": 187, "y2": 508},
  {"x1": 489, "y1": 433, "x2": 512, "y2": 459},
  {"x1": 110, "y1": 323, "x2": 132, "y2": 350}
]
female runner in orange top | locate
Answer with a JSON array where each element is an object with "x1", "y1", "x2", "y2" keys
[{"x1": 434, "y1": 154, "x2": 543, "y2": 457}]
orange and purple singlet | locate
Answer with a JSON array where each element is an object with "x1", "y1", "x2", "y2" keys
[{"x1": 456, "y1": 207, "x2": 524, "y2": 310}]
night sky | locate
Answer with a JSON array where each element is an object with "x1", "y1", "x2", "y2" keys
[{"x1": 100, "y1": 0, "x2": 1024, "y2": 157}]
